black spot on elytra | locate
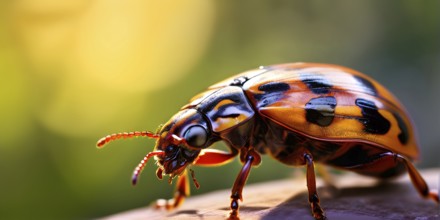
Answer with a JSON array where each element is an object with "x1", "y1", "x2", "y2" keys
[
  {"x1": 393, "y1": 113, "x2": 409, "y2": 145},
  {"x1": 300, "y1": 73, "x2": 333, "y2": 94},
  {"x1": 258, "y1": 82, "x2": 290, "y2": 93},
  {"x1": 305, "y1": 96, "x2": 337, "y2": 126},
  {"x1": 353, "y1": 75, "x2": 377, "y2": 96},
  {"x1": 254, "y1": 82, "x2": 290, "y2": 108},
  {"x1": 355, "y1": 98, "x2": 391, "y2": 134}
]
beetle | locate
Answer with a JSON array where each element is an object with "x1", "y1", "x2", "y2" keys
[{"x1": 97, "y1": 63, "x2": 439, "y2": 220}]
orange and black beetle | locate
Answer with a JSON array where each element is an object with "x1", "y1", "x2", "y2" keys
[{"x1": 97, "y1": 63, "x2": 438, "y2": 220}]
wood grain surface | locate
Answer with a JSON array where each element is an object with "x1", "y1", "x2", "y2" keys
[{"x1": 101, "y1": 169, "x2": 439, "y2": 220}]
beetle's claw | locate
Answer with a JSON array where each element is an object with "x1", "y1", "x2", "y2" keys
[
  {"x1": 154, "y1": 198, "x2": 180, "y2": 211},
  {"x1": 311, "y1": 204, "x2": 327, "y2": 220},
  {"x1": 314, "y1": 214, "x2": 327, "y2": 220},
  {"x1": 227, "y1": 212, "x2": 240, "y2": 220},
  {"x1": 430, "y1": 190, "x2": 439, "y2": 203}
]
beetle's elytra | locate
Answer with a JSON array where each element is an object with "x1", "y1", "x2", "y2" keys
[{"x1": 97, "y1": 63, "x2": 439, "y2": 220}]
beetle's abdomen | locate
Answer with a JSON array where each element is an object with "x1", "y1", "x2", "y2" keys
[
  {"x1": 240, "y1": 63, "x2": 419, "y2": 159},
  {"x1": 258, "y1": 120, "x2": 406, "y2": 178}
]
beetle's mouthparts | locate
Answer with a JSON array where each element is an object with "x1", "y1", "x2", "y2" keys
[
  {"x1": 156, "y1": 167, "x2": 163, "y2": 179},
  {"x1": 161, "y1": 167, "x2": 201, "y2": 189},
  {"x1": 131, "y1": 151, "x2": 164, "y2": 185}
]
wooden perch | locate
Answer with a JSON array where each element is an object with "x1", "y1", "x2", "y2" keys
[{"x1": 102, "y1": 169, "x2": 439, "y2": 220}]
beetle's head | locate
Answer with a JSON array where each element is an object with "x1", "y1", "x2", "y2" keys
[
  {"x1": 97, "y1": 109, "x2": 212, "y2": 185},
  {"x1": 154, "y1": 109, "x2": 212, "y2": 177}
]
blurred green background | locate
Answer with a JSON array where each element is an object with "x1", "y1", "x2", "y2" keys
[{"x1": 1, "y1": 1, "x2": 439, "y2": 219}]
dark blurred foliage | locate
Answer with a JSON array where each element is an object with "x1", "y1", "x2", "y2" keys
[{"x1": 0, "y1": 1, "x2": 438, "y2": 219}]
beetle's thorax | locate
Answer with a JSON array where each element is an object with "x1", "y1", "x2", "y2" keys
[{"x1": 188, "y1": 86, "x2": 257, "y2": 149}]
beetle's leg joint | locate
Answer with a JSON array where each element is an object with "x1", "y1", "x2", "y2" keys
[{"x1": 304, "y1": 152, "x2": 327, "y2": 220}]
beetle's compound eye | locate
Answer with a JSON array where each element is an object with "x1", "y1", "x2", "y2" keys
[{"x1": 184, "y1": 125, "x2": 208, "y2": 148}]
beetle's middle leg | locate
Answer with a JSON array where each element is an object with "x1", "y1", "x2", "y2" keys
[
  {"x1": 305, "y1": 153, "x2": 327, "y2": 220},
  {"x1": 228, "y1": 149, "x2": 261, "y2": 219}
]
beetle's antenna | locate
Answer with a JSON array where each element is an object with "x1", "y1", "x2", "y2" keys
[
  {"x1": 97, "y1": 131, "x2": 159, "y2": 148},
  {"x1": 132, "y1": 151, "x2": 164, "y2": 185}
]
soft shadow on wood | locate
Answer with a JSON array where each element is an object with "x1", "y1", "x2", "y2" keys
[
  {"x1": 262, "y1": 181, "x2": 438, "y2": 220},
  {"x1": 218, "y1": 205, "x2": 271, "y2": 212}
]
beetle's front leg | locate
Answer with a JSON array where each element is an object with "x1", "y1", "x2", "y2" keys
[
  {"x1": 194, "y1": 149, "x2": 238, "y2": 166},
  {"x1": 229, "y1": 149, "x2": 261, "y2": 219},
  {"x1": 156, "y1": 149, "x2": 239, "y2": 210},
  {"x1": 304, "y1": 153, "x2": 327, "y2": 220},
  {"x1": 155, "y1": 171, "x2": 189, "y2": 210}
]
